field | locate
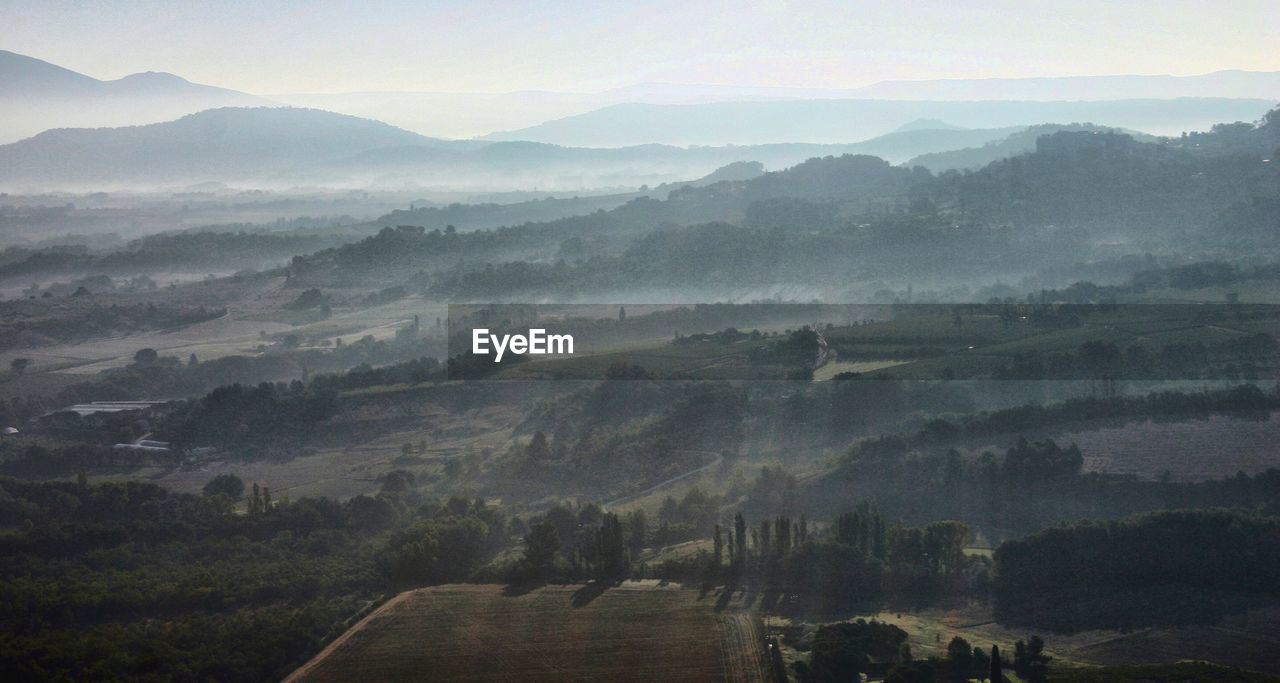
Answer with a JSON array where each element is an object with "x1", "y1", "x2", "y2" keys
[
  {"x1": 286, "y1": 583, "x2": 770, "y2": 682},
  {"x1": 92, "y1": 390, "x2": 523, "y2": 500},
  {"x1": 958, "y1": 411, "x2": 1280, "y2": 481},
  {"x1": 848, "y1": 602, "x2": 1280, "y2": 677},
  {"x1": 486, "y1": 303, "x2": 1279, "y2": 381}
]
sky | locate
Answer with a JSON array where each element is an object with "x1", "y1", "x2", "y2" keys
[{"x1": 3, "y1": 0, "x2": 1279, "y2": 94}]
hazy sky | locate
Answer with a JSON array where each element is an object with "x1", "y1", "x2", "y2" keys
[{"x1": 4, "y1": 0, "x2": 1279, "y2": 94}]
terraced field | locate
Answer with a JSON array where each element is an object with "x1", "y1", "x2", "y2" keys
[{"x1": 287, "y1": 583, "x2": 770, "y2": 682}]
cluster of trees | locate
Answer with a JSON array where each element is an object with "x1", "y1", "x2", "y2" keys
[
  {"x1": 513, "y1": 503, "x2": 637, "y2": 584},
  {"x1": 993, "y1": 336, "x2": 1278, "y2": 381},
  {"x1": 0, "y1": 298, "x2": 226, "y2": 351},
  {"x1": 157, "y1": 381, "x2": 340, "y2": 454},
  {"x1": 994, "y1": 509, "x2": 1280, "y2": 633},
  {"x1": 0, "y1": 230, "x2": 350, "y2": 281},
  {"x1": 795, "y1": 422, "x2": 1280, "y2": 536},
  {"x1": 0, "y1": 468, "x2": 545, "y2": 681},
  {"x1": 494, "y1": 384, "x2": 744, "y2": 500},
  {"x1": 661, "y1": 504, "x2": 986, "y2": 612},
  {"x1": 896, "y1": 384, "x2": 1279, "y2": 450},
  {"x1": 0, "y1": 477, "x2": 388, "y2": 682},
  {"x1": 654, "y1": 487, "x2": 724, "y2": 545},
  {"x1": 796, "y1": 619, "x2": 1040, "y2": 682},
  {"x1": 385, "y1": 496, "x2": 509, "y2": 585}
]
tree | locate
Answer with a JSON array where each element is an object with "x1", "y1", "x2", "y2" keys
[
  {"x1": 626, "y1": 509, "x2": 647, "y2": 558},
  {"x1": 734, "y1": 513, "x2": 748, "y2": 565},
  {"x1": 946, "y1": 636, "x2": 973, "y2": 681},
  {"x1": 381, "y1": 469, "x2": 415, "y2": 494},
  {"x1": 1013, "y1": 637, "x2": 1050, "y2": 683},
  {"x1": 202, "y1": 473, "x2": 244, "y2": 499},
  {"x1": 713, "y1": 524, "x2": 724, "y2": 567},
  {"x1": 9, "y1": 358, "x2": 31, "y2": 375},
  {"x1": 527, "y1": 431, "x2": 549, "y2": 460},
  {"x1": 522, "y1": 521, "x2": 561, "y2": 582},
  {"x1": 595, "y1": 512, "x2": 629, "y2": 582},
  {"x1": 990, "y1": 644, "x2": 1003, "y2": 682},
  {"x1": 133, "y1": 348, "x2": 158, "y2": 364}
]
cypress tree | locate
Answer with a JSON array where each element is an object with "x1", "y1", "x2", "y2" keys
[
  {"x1": 713, "y1": 524, "x2": 724, "y2": 567},
  {"x1": 990, "y1": 644, "x2": 1003, "y2": 682}
]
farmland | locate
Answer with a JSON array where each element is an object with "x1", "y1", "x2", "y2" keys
[
  {"x1": 482, "y1": 303, "x2": 1280, "y2": 381},
  {"x1": 287, "y1": 583, "x2": 770, "y2": 682},
  {"x1": 949, "y1": 411, "x2": 1280, "y2": 481},
  {"x1": 847, "y1": 602, "x2": 1280, "y2": 677}
]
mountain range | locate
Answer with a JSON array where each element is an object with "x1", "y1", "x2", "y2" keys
[
  {"x1": 5, "y1": 49, "x2": 1279, "y2": 144},
  {"x1": 281, "y1": 71, "x2": 1280, "y2": 140},
  {"x1": 0, "y1": 108, "x2": 1037, "y2": 191},
  {"x1": 483, "y1": 98, "x2": 1277, "y2": 147},
  {"x1": 0, "y1": 50, "x2": 271, "y2": 143}
]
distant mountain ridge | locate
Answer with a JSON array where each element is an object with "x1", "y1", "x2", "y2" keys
[
  {"x1": 483, "y1": 98, "x2": 1278, "y2": 147},
  {"x1": 0, "y1": 107, "x2": 455, "y2": 189},
  {"x1": 280, "y1": 71, "x2": 1280, "y2": 140},
  {"x1": 0, "y1": 109, "x2": 1025, "y2": 191},
  {"x1": 0, "y1": 50, "x2": 272, "y2": 143}
]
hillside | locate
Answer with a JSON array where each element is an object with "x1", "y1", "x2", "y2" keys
[
  {"x1": 0, "y1": 50, "x2": 271, "y2": 143},
  {"x1": 0, "y1": 113, "x2": 1027, "y2": 191},
  {"x1": 0, "y1": 107, "x2": 458, "y2": 189},
  {"x1": 906, "y1": 123, "x2": 1158, "y2": 172}
]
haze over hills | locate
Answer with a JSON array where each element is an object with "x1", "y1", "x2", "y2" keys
[
  {"x1": 293, "y1": 125, "x2": 1023, "y2": 190},
  {"x1": 0, "y1": 107, "x2": 455, "y2": 190},
  {"x1": 0, "y1": 50, "x2": 272, "y2": 143},
  {"x1": 281, "y1": 71, "x2": 1280, "y2": 140},
  {"x1": 5, "y1": 48, "x2": 1279, "y2": 145},
  {"x1": 0, "y1": 108, "x2": 1028, "y2": 192},
  {"x1": 484, "y1": 98, "x2": 1278, "y2": 147}
]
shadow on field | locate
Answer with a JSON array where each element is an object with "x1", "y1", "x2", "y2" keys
[
  {"x1": 571, "y1": 581, "x2": 610, "y2": 607},
  {"x1": 502, "y1": 580, "x2": 542, "y2": 597},
  {"x1": 714, "y1": 587, "x2": 735, "y2": 612}
]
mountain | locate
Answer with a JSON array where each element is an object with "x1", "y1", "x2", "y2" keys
[
  {"x1": 894, "y1": 119, "x2": 967, "y2": 132},
  {"x1": 483, "y1": 98, "x2": 1277, "y2": 147},
  {"x1": 906, "y1": 123, "x2": 1158, "y2": 172},
  {"x1": 287, "y1": 125, "x2": 1033, "y2": 190},
  {"x1": 0, "y1": 108, "x2": 1036, "y2": 192},
  {"x1": 0, "y1": 50, "x2": 272, "y2": 143},
  {"x1": 0, "y1": 107, "x2": 460, "y2": 190},
  {"x1": 277, "y1": 71, "x2": 1280, "y2": 140}
]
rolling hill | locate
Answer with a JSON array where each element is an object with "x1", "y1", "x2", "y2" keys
[
  {"x1": 483, "y1": 98, "x2": 1277, "y2": 147},
  {"x1": 0, "y1": 107, "x2": 461, "y2": 189},
  {"x1": 0, "y1": 111, "x2": 1021, "y2": 191},
  {"x1": 905, "y1": 123, "x2": 1158, "y2": 172},
  {"x1": 0, "y1": 49, "x2": 272, "y2": 143}
]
